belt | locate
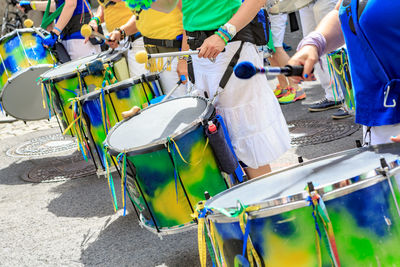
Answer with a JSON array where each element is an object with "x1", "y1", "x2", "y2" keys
[
  {"x1": 129, "y1": 32, "x2": 142, "y2": 42},
  {"x1": 143, "y1": 36, "x2": 182, "y2": 48}
]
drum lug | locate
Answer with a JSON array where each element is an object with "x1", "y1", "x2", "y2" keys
[
  {"x1": 298, "y1": 156, "x2": 304, "y2": 164},
  {"x1": 355, "y1": 140, "x2": 362, "y2": 148},
  {"x1": 379, "y1": 157, "x2": 389, "y2": 175},
  {"x1": 204, "y1": 191, "x2": 211, "y2": 200}
]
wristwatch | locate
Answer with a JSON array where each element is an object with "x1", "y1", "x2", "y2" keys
[{"x1": 222, "y1": 23, "x2": 237, "y2": 39}]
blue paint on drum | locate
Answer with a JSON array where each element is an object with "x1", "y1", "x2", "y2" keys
[
  {"x1": 115, "y1": 87, "x2": 131, "y2": 99},
  {"x1": 4, "y1": 36, "x2": 19, "y2": 53},
  {"x1": 4, "y1": 56, "x2": 18, "y2": 73},
  {"x1": 82, "y1": 99, "x2": 103, "y2": 128}
]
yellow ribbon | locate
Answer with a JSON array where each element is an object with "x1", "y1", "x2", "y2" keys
[{"x1": 167, "y1": 137, "x2": 209, "y2": 166}]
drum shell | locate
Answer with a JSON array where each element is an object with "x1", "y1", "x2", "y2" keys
[
  {"x1": 128, "y1": 125, "x2": 228, "y2": 232},
  {"x1": 0, "y1": 29, "x2": 56, "y2": 91},
  {"x1": 81, "y1": 77, "x2": 162, "y2": 168},
  {"x1": 207, "y1": 172, "x2": 400, "y2": 266},
  {"x1": 41, "y1": 50, "x2": 130, "y2": 135}
]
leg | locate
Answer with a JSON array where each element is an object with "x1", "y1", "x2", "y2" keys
[{"x1": 245, "y1": 164, "x2": 271, "y2": 179}]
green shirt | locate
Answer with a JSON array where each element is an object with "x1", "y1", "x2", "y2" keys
[{"x1": 182, "y1": 0, "x2": 242, "y2": 32}]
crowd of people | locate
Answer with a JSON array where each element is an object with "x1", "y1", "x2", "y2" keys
[{"x1": 16, "y1": 0, "x2": 400, "y2": 178}]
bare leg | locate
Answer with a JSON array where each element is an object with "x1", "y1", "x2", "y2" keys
[
  {"x1": 269, "y1": 53, "x2": 288, "y2": 88},
  {"x1": 245, "y1": 164, "x2": 271, "y2": 179},
  {"x1": 271, "y1": 47, "x2": 298, "y2": 89}
]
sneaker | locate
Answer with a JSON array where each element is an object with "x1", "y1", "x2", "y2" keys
[
  {"x1": 332, "y1": 107, "x2": 351, "y2": 119},
  {"x1": 308, "y1": 98, "x2": 343, "y2": 112},
  {"x1": 273, "y1": 84, "x2": 284, "y2": 97},
  {"x1": 278, "y1": 87, "x2": 306, "y2": 104}
]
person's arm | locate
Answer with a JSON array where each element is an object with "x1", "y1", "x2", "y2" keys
[
  {"x1": 288, "y1": 0, "x2": 344, "y2": 81},
  {"x1": 17, "y1": 1, "x2": 56, "y2": 13},
  {"x1": 85, "y1": 5, "x2": 105, "y2": 43},
  {"x1": 52, "y1": 0, "x2": 77, "y2": 35},
  {"x1": 198, "y1": 0, "x2": 266, "y2": 59},
  {"x1": 106, "y1": 14, "x2": 138, "y2": 48}
]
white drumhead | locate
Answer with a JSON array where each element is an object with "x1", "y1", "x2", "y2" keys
[{"x1": 1, "y1": 65, "x2": 52, "y2": 120}]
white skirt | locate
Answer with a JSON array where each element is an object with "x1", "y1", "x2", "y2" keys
[{"x1": 192, "y1": 41, "x2": 291, "y2": 169}]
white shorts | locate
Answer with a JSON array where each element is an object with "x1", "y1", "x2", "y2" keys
[
  {"x1": 270, "y1": 14, "x2": 288, "y2": 48},
  {"x1": 61, "y1": 38, "x2": 101, "y2": 61},
  {"x1": 363, "y1": 123, "x2": 400, "y2": 145},
  {"x1": 192, "y1": 41, "x2": 291, "y2": 168}
]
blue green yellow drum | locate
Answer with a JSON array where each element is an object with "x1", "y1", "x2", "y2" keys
[
  {"x1": 105, "y1": 96, "x2": 229, "y2": 233},
  {"x1": 40, "y1": 50, "x2": 128, "y2": 135},
  {"x1": 80, "y1": 75, "x2": 162, "y2": 168},
  {"x1": 202, "y1": 143, "x2": 400, "y2": 266},
  {"x1": 0, "y1": 29, "x2": 55, "y2": 91},
  {"x1": 0, "y1": 28, "x2": 56, "y2": 120}
]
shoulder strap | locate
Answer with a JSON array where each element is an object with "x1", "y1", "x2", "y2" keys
[{"x1": 219, "y1": 41, "x2": 244, "y2": 89}]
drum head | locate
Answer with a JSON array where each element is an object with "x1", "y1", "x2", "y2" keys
[
  {"x1": 106, "y1": 96, "x2": 213, "y2": 155},
  {"x1": 269, "y1": 0, "x2": 315, "y2": 14},
  {"x1": 1, "y1": 65, "x2": 52, "y2": 120},
  {"x1": 40, "y1": 49, "x2": 125, "y2": 81},
  {"x1": 206, "y1": 142, "x2": 400, "y2": 209}
]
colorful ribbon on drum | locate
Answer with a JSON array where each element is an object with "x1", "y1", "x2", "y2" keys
[
  {"x1": 194, "y1": 201, "x2": 263, "y2": 267},
  {"x1": 306, "y1": 185, "x2": 341, "y2": 267}
]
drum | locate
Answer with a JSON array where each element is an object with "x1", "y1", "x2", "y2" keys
[
  {"x1": 79, "y1": 74, "x2": 163, "y2": 170},
  {"x1": 269, "y1": 0, "x2": 315, "y2": 15},
  {"x1": 105, "y1": 96, "x2": 230, "y2": 234},
  {"x1": 328, "y1": 48, "x2": 355, "y2": 114},
  {"x1": 201, "y1": 143, "x2": 400, "y2": 267},
  {"x1": 0, "y1": 28, "x2": 57, "y2": 120},
  {"x1": 40, "y1": 49, "x2": 131, "y2": 136}
]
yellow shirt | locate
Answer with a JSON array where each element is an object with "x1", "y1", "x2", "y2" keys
[
  {"x1": 102, "y1": 1, "x2": 134, "y2": 33},
  {"x1": 136, "y1": 7, "x2": 183, "y2": 40}
]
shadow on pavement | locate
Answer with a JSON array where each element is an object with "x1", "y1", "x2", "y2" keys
[
  {"x1": 80, "y1": 212, "x2": 201, "y2": 267},
  {"x1": 46, "y1": 174, "x2": 118, "y2": 218}
]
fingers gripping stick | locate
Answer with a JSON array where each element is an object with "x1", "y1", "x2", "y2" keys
[{"x1": 233, "y1": 61, "x2": 308, "y2": 79}]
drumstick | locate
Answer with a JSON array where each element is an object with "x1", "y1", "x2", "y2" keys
[
  {"x1": 24, "y1": 19, "x2": 45, "y2": 39},
  {"x1": 234, "y1": 61, "x2": 306, "y2": 79},
  {"x1": 160, "y1": 75, "x2": 186, "y2": 103},
  {"x1": 80, "y1": 24, "x2": 108, "y2": 41},
  {"x1": 135, "y1": 50, "x2": 199, "y2": 64}
]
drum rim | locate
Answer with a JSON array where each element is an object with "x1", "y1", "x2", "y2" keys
[
  {"x1": 0, "y1": 28, "x2": 48, "y2": 43},
  {"x1": 0, "y1": 64, "x2": 53, "y2": 120},
  {"x1": 105, "y1": 95, "x2": 215, "y2": 157},
  {"x1": 39, "y1": 49, "x2": 128, "y2": 82},
  {"x1": 78, "y1": 73, "x2": 161, "y2": 102},
  {"x1": 205, "y1": 142, "x2": 400, "y2": 218},
  {"x1": 207, "y1": 174, "x2": 394, "y2": 223}
]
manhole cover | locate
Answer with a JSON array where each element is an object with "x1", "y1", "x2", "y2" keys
[
  {"x1": 288, "y1": 119, "x2": 360, "y2": 146},
  {"x1": 7, "y1": 133, "x2": 77, "y2": 157},
  {"x1": 22, "y1": 152, "x2": 97, "y2": 183}
]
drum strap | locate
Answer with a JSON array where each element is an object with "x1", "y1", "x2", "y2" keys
[{"x1": 218, "y1": 41, "x2": 244, "y2": 90}]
